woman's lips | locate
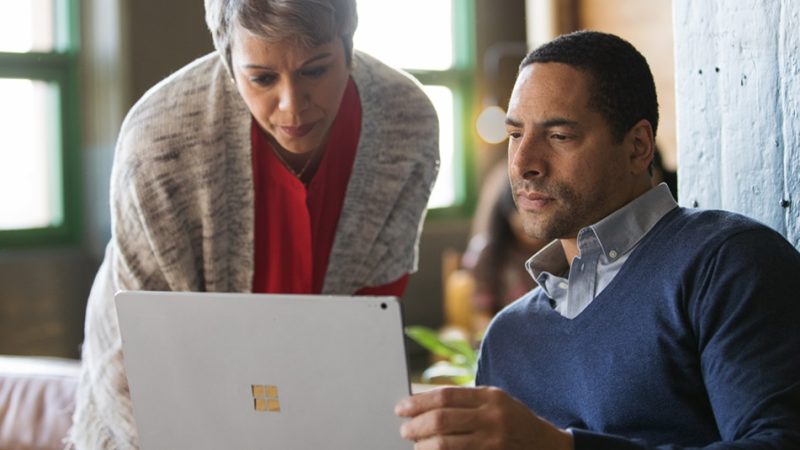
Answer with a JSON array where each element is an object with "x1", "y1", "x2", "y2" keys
[
  {"x1": 279, "y1": 122, "x2": 315, "y2": 138},
  {"x1": 516, "y1": 191, "x2": 555, "y2": 211}
]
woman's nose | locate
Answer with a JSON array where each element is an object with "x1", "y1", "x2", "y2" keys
[{"x1": 277, "y1": 82, "x2": 308, "y2": 115}]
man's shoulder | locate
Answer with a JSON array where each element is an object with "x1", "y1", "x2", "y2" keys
[
  {"x1": 651, "y1": 207, "x2": 785, "y2": 252},
  {"x1": 644, "y1": 207, "x2": 800, "y2": 284},
  {"x1": 666, "y1": 207, "x2": 767, "y2": 231}
]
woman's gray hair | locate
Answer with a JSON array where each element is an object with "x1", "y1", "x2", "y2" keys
[{"x1": 204, "y1": 0, "x2": 358, "y2": 75}]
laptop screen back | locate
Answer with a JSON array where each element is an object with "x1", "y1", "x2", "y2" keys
[{"x1": 115, "y1": 291, "x2": 412, "y2": 450}]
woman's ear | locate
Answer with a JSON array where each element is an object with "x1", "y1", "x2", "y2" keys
[{"x1": 626, "y1": 119, "x2": 655, "y2": 175}]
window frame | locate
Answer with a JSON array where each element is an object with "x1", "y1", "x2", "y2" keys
[
  {"x1": 0, "y1": 0, "x2": 81, "y2": 248},
  {"x1": 403, "y1": 2, "x2": 478, "y2": 219}
]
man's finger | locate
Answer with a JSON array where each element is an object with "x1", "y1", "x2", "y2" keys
[
  {"x1": 395, "y1": 387, "x2": 484, "y2": 417},
  {"x1": 412, "y1": 433, "x2": 477, "y2": 450},
  {"x1": 400, "y1": 408, "x2": 479, "y2": 440}
]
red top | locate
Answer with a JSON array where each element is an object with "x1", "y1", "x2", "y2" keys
[{"x1": 251, "y1": 78, "x2": 409, "y2": 296}]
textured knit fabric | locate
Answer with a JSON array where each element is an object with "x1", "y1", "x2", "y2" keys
[
  {"x1": 477, "y1": 208, "x2": 800, "y2": 449},
  {"x1": 68, "y1": 51, "x2": 439, "y2": 449}
]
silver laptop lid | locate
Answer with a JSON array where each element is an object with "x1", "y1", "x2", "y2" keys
[{"x1": 116, "y1": 291, "x2": 412, "y2": 450}]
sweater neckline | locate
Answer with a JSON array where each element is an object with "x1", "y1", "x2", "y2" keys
[{"x1": 533, "y1": 206, "x2": 683, "y2": 327}]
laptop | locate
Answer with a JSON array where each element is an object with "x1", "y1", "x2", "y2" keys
[{"x1": 115, "y1": 291, "x2": 413, "y2": 450}]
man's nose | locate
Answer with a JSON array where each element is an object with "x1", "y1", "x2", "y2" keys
[{"x1": 510, "y1": 135, "x2": 545, "y2": 180}]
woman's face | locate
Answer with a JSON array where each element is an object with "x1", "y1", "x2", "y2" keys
[{"x1": 230, "y1": 25, "x2": 350, "y2": 155}]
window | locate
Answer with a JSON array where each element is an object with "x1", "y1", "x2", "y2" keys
[
  {"x1": 0, "y1": 0, "x2": 80, "y2": 247},
  {"x1": 354, "y1": 1, "x2": 476, "y2": 214}
]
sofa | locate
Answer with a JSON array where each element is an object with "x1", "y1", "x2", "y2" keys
[{"x1": 0, "y1": 356, "x2": 79, "y2": 450}]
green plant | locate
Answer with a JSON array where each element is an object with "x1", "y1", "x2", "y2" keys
[{"x1": 405, "y1": 326, "x2": 478, "y2": 386}]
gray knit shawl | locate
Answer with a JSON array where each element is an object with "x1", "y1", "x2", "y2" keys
[{"x1": 68, "y1": 51, "x2": 438, "y2": 449}]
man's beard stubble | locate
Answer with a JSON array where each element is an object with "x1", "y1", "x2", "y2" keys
[{"x1": 510, "y1": 178, "x2": 589, "y2": 242}]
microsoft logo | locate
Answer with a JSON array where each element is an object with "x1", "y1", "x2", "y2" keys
[{"x1": 251, "y1": 384, "x2": 280, "y2": 412}]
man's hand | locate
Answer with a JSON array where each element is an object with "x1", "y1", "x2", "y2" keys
[{"x1": 395, "y1": 386, "x2": 573, "y2": 450}]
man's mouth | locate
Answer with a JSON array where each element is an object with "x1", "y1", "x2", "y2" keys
[{"x1": 516, "y1": 190, "x2": 555, "y2": 211}]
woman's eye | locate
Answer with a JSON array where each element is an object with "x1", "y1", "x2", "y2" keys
[
  {"x1": 302, "y1": 66, "x2": 328, "y2": 78},
  {"x1": 250, "y1": 74, "x2": 276, "y2": 86}
]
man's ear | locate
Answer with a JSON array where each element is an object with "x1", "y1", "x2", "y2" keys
[{"x1": 626, "y1": 119, "x2": 655, "y2": 175}]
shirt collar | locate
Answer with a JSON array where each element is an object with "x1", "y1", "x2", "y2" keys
[
  {"x1": 526, "y1": 240, "x2": 568, "y2": 283},
  {"x1": 526, "y1": 183, "x2": 677, "y2": 282},
  {"x1": 587, "y1": 182, "x2": 677, "y2": 261}
]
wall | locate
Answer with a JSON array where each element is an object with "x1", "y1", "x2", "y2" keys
[
  {"x1": 127, "y1": 0, "x2": 212, "y2": 103},
  {"x1": 0, "y1": 249, "x2": 94, "y2": 357},
  {"x1": 674, "y1": 0, "x2": 799, "y2": 247}
]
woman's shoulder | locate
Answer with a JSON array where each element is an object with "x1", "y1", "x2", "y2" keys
[
  {"x1": 114, "y1": 53, "x2": 247, "y2": 170},
  {"x1": 117, "y1": 53, "x2": 241, "y2": 148},
  {"x1": 127, "y1": 53, "x2": 227, "y2": 118},
  {"x1": 352, "y1": 51, "x2": 434, "y2": 115},
  {"x1": 111, "y1": 52, "x2": 251, "y2": 197},
  {"x1": 350, "y1": 51, "x2": 438, "y2": 162}
]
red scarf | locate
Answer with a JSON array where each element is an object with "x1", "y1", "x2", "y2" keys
[{"x1": 251, "y1": 78, "x2": 408, "y2": 296}]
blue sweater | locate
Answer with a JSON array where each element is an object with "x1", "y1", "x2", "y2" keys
[{"x1": 476, "y1": 208, "x2": 800, "y2": 449}]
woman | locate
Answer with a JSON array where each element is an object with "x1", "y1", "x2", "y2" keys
[{"x1": 68, "y1": 0, "x2": 438, "y2": 448}]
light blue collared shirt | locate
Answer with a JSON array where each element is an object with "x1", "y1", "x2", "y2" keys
[{"x1": 526, "y1": 183, "x2": 678, "y2": 319}]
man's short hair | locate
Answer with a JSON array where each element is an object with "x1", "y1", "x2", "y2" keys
[{"x1": 520, "y1": 30, "x2": 659, "y2": 142}]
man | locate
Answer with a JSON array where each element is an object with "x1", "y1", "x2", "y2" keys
[{"x1": 396, "y1": 31, "x2": 800, "y2": 449}]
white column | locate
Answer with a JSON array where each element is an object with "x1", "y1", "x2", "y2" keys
[{"x1": 673, "y1": 0, "x2": 799, "y2": 249}]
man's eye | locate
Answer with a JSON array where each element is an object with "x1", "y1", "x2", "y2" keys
[
  {"x1": 550, "y1": 133, "x2": 569, "y2": 141},
  {"x1": 508, "y1": 131, "x2": 522, "y2": 139}
]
